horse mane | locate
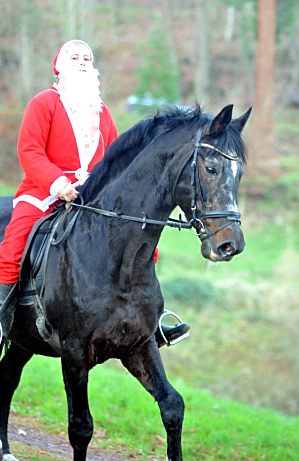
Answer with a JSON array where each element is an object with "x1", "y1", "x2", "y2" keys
[
  {"x1": 79, "y1": 104, "x2": 206, "y2": 202},
  {"x1": 79, "y1": 103, "x2": 247, "y2": 203}
]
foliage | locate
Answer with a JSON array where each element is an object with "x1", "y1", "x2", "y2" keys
[
  {"x1": 261, "y1": 154, "x2": 299, "y2": 205},
  {"x1": 276, "y1": 0, "x2": 299, "y2": 38},
  {"x1": 134, "y1": 12, "x2": 180, "y2": 104},
  {"x1": 160, "y1": 277, "x2": 225, "y2": 309},
  {"x1": 216, "y1": 0, "x2": 299, "y2": 39}
]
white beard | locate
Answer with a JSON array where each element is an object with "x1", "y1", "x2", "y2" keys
[{"x1": 57, "y1": 67, "x2": 103, "y2": 112}]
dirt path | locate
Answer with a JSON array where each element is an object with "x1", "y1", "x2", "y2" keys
[{"x1": 6, "y1": 413, "x2": 133, "y2": 461}]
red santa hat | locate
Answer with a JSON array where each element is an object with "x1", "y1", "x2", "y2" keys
[{"x1": 53, "y1": 40, "x2": 94, "y2": 75}]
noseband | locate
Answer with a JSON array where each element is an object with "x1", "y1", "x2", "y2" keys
[{"x1": 173, "y1": 128, "x2": 241, "y2": 241}]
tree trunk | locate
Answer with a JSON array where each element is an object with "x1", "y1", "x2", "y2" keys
[
  {"x1": 252, "y1": 0, "x2": 276, "y2": 138},
  {"x1": 194, "y1": 0, "x2": 212, "y2": 105},
  {"x1": 19, "y1": 19, "x2": 32, "y2": 105}
]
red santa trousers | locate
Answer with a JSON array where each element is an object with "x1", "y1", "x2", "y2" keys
[{"x1": 0, "y1": 202, "x2": 54, "y2": 284}]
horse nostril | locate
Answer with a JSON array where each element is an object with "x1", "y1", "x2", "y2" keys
[{"x1": 218, "y1": 240, "x2": 236, "y2": 255}]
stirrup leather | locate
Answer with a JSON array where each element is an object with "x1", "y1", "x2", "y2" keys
[{"x1": 158, "y1": 309, "x2": 190, "y2": 346}]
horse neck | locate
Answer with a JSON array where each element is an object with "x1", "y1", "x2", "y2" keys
[
  {"x1": 90, "y1": 144, "x2": 178, "y2": 273},
  {"x1": 117, "y1": 149, "x2": 176, "y2": 217},
  {"x1": 98, "y1": 122, "x2": 198, "y2": 220},
  {"x1": 85, "y1": 127, "x2": 195, "y2": 290},
  {"x1": 81, "y1": 118, "x2": 170, "y2": 203}
]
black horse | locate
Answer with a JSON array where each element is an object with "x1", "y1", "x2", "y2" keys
[{"x1": 0, "y1": 104, "x2": 251, "y2": 461}]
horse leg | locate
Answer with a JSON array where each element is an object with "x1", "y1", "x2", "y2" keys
[
  {"x1": 0, "y1": 343, "x2": 33, "y2": 461},
  {"x1": 61, "y1": 347, "x2": 93, "y2": 461},
  {"x1": 122, "y1": 338, "x2": 184, "y2": 461}
]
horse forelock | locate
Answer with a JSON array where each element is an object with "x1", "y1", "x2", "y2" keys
[
  {"x1": 154, "y1": 105, "x2": 247, "y2": 164},
  {"x1": 213, "y1": 124, "x2": 248, "y2": 165}
]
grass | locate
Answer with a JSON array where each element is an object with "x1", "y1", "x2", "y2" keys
[
  {"x1": 157, "y1": 204, "x2": 299, "y2": 285},
  {"x1": 156, "y1": 211, "x2": 299, "y2": 414},
  {"x1": 0, "y1": 182, "x2": 16, "y2": 195},
  {"x1": 110, "y1": 109, "x2": 141, "y2": 134},
  {"x1": 11, "y1": 355, "x2": 299, "y2": 461}
]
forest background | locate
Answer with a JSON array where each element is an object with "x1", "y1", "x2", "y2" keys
[
  {"x1": 0, "y1": 0, "x2": 298, "y2": 188},
  {"x1": 1, "y1": 0, "x2": 299, "y2": 420}
]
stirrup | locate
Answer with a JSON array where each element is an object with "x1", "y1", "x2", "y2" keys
[
  {"x1": 36, "y1": 317, "x2": 61, "y2": 354},
  {"x1": 158, "y1": 309, "x2": 190, "y2": 346}
]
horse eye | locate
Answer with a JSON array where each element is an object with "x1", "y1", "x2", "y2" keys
[{"x1": 205, "y1": 166, "x2": 217, "y2": 176}]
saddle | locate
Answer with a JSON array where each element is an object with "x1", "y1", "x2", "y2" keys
[{"x1": 19, "y1": 202, "x2": 81, "y2": 353}]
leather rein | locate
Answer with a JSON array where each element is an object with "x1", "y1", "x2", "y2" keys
[{"x1": 52, "y1": 128, "x2": 241, "y2": 246}]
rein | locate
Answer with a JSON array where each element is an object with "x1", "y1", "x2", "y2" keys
[
  {"x1": 52, "y1": 130, "x2": 242, "y2": 245},
  {"x1": 67, "y1": 195, "x2": 193, "y2": 231}
]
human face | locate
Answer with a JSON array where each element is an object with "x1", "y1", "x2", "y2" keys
[{"x1": 66, "y1": 43, "x2": 93, "y2": 72}]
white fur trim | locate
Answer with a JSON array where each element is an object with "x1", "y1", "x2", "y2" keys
[
  {"x1": 13, "y1": 195, "x2": 58, "y2": 212},
  {"x1": 49, "y1": 176, "x2": 69, "y2": 197}
]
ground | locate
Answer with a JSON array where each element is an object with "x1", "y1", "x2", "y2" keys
[{"x1": 7, "y1": 412, "x2": 133, "y2": 461}]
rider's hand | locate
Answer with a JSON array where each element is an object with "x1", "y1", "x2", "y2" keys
[{"x1": 57, "y1": 181, "x2": 78, "y2": 202}]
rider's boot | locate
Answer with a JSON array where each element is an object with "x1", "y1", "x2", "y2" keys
[
  {"x1": 155, "y1": 322, "x2": 190, "y2": 348},
  {"x1": 0, "y1": 283, "x2": 18, "y2": 344}
]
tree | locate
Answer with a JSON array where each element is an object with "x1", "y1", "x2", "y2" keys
[{"x1": 135, "y1": 13, "x2": 180, "y2": 105}]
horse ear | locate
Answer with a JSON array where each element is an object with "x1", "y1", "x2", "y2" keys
[
  {"x1": 206, "y1": 104, "x2": 234, "y2": 137},
  {"x1": 232, "y1": 107, "x2": 252, "y2": 132}
]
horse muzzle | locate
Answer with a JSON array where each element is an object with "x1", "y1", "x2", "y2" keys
[{"x1": 200, "y1": 222, "x2": 245, "y2": 262}]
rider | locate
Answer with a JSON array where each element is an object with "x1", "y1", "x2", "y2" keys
[{"x1": 0, "y1": 40, "x2": 189, "y2": 346}]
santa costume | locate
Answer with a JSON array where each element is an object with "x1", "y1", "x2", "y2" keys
[{"x1": 0, "y1": 40, "x2": 118, "y2": 284}]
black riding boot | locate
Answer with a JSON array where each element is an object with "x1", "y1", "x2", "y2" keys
[
  {"x1": 0, "y1": 283, "x2": 18, "y2": 343},
  {"x1": 155, "y1": 322, "x2": 190, "y2": 348}
]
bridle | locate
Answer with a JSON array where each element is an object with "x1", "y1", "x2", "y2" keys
[
  {"x1": 53, "y1": 128, "x2": 242, "y2": 246},
  {"x1": 174, "y1": 127, "x2": 242, "y2": 241}
]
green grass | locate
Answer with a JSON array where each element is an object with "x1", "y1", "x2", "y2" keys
[
  {"x1": 111, "y1": 109, "x2": 142, "y2": 134},
  {"x1": 156, "y1": 213, "x2": 299, "y2": 414},
  {"x1": 0, "y1": 182, "x2": 16, "y2": 195},
  {"x1": 11, "y1": 355, "x2": 299, "y2": 461},
  {"x1": 157, "y1": 211, "x2": 299, "y2": 285}
]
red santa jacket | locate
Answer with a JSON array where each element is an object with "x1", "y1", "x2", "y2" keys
[{"x1": 15, "y1": 87, "x2": 118, "y2": 208}]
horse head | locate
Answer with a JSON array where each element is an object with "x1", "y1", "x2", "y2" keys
[{"x1": 174, "y1": 104, "x2": 251, "y2": 262}]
